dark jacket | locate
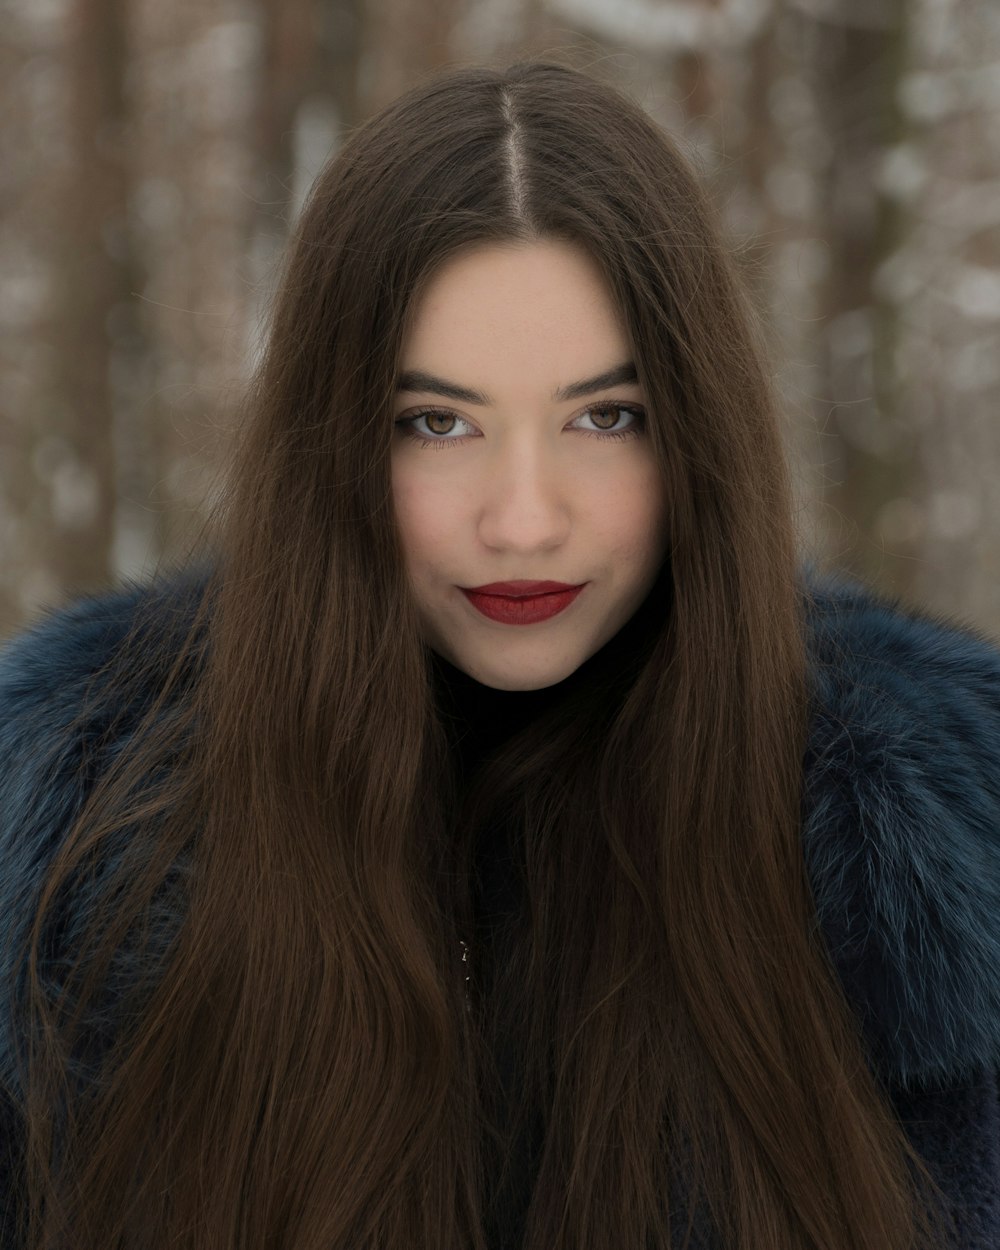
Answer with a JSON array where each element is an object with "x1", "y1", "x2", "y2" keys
[{"x1": 0, "y1": 564, "x2": 998, "y2": 1246}]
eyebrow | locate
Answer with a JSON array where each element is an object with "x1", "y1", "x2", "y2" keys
[{"x1": 394, "y1": 361, "x2": 639, "y2": 405}]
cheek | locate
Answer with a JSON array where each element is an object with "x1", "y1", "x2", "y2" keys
[
  {"x1": 391, "y1": 466, "x2": 457, "y2": 571},
  {"x1": 390, "y1": 468, "x2": 424, "y2": 568},
  {"x1": 596, "y1": 466, "x2": 668, "y2": 561}
]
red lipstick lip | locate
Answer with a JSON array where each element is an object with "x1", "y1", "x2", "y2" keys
[
  {"x1": 465, "y1": 580, "x2": 583, "y2": 597},
  {"x1": 460, "y1": 583, "x2": 585, "y2": 625}
]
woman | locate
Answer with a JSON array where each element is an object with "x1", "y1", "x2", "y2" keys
[{"x1": 1, "y1": 60, "x2": 998, "y2": 1250}]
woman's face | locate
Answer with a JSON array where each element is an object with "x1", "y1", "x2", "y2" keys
[{"x1": 390, "y1": 239, "x2": 669, "y2": 691}]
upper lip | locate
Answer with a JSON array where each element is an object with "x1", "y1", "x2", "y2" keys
[{"x1": 464, "y1": 580, "x2": 583, "y2": 597}]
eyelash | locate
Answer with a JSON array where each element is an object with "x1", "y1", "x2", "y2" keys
[{"x1": 394, "y1": 401, "x2": 646, "y2": 451}]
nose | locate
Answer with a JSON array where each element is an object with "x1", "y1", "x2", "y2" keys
[{"x1": 476, "y1": 439, "x2": 571, "y2": 554}]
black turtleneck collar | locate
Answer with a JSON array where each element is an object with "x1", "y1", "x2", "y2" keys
[{"x1": 430, "y1": 648, "x2": 584, "y2": 774}]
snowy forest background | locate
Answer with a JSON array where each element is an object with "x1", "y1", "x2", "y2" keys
[{"x1": 2, "y1": 0, "x2": 999, "y2": 636}]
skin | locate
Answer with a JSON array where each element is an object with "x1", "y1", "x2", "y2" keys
[{"x1": 390, "y1": 239, "x2": 670, "y2": 692}]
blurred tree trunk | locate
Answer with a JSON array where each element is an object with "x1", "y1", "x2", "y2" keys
[
  {"x1": 256, "y1": 0, "x2": 321, "y2": 233},
  {"x1": 358, "y1": 0, "x2": 463, "y2": 116},
  {"x1": 0, "y1": 10, "x2": 57, "y2": 629},
  {"x1": 253, "y1": 0, "x2": 364, "y2": 241},
  {"x1": 733, "y1": 6, "x2": 831, "y2": 568},
  {"x1": 45, "y1": 0, "x2": 133, "y2": 597},
  {"x1": 810, "y1": 0, "x2": 917, "y2": 598},
  {"x1": 899, "y1": 0, "x2": 1000, "y2": 629},
  {"x1": 129, "y1": 0, "x2": 258, "y2": 566}
]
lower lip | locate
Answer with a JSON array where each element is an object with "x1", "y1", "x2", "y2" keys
[{"x1": 460, "y1": 585, "x2": 585, "y2": 625}]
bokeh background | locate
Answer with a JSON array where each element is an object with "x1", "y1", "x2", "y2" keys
[{"x1": 2, "y1": 0, "x2": 999, "y2": 638}]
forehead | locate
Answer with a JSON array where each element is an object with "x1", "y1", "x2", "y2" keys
[{"x1": 399, "y1": 240, "x2": 631, "y2": 383}]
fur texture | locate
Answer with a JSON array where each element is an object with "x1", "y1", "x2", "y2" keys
[
  {"x1": 799, "y1": 566, "x2": 1000, "y2": 1092},
  {"x1": 0, "y1": 563, "x2": 998, "y2": 1099}
]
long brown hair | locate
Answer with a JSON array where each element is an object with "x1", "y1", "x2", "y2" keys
[{"x1": 10, "y1": 60, "x2": 954, "y2": 1249}]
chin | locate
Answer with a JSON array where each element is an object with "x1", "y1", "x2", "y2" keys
[
  {"x1": 486, "y1": 675, "x2": 560, "y2": 692},
  {"x1": 467, "y1": 653, "x2": 585, "y2": 692}
]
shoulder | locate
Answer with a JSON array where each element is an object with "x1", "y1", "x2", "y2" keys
[
  {"x1": 0, "y1": 562, "x2": 211, "y2": 723},
  {"x1": 0, "y1": 565, "x2": 210, "y2": 1088},
  {"x1": 0, "y1": 564, "x2": 209, "y2": 826},
  {"x1": 799, "y1": 562, "x2": 1000, "y2": 1090}
]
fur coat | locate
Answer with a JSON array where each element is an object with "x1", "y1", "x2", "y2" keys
[{"x1": 0, "y1": 563, "x2": 998, "y2": 1246}]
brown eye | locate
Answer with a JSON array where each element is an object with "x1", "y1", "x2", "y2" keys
[
  {"x1": 425, "y1": 411, "x2": 458, "y2": 435},
  {"x1": 393, "y1": 408, "x2": 473, "y2": 449},
  {"x1": 575, "y1": 403, "x2": 645, "y2": 438},
  {"x1": 589, "y1": 405, "x2": 625, "y2": 430}
]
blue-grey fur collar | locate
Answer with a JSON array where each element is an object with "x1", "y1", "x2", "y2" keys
[
  {"x1": 1, "y1": 562, "x2": 998, "y2": 1093},
  {"x1": 800, "y1": 563, "x2": 1000, "y2": 1091}
]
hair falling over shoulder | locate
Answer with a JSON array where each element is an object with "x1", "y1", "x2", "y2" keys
[{"x1": 10, "y1": 59, "x2": 956, "y2": 1250}]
